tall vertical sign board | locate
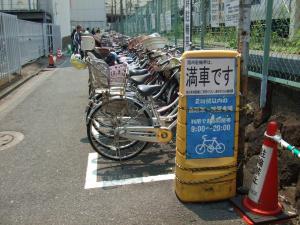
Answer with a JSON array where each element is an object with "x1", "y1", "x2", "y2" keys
[
  {"x1": 224, "y1": 0, "x2": 240, "y2": 27},
  {"x1": 184, "y1": 0, "x2": 191, "y2": 51},
  {"x1": 211, "y1": 0, "x2": 220, "y2": 27}
]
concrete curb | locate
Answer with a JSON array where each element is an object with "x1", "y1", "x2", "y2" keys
[{"x1": 0, "y1": 71, "x2": 40, "y2": 101}]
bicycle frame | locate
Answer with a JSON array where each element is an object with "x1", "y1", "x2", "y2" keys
[{"x1": 115, "y1": 96, "x2": 176, "y2": 143}]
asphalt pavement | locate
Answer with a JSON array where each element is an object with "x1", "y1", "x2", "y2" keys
[{"x1": 0, "y1": 60, "x2": 243, "y2": 225}]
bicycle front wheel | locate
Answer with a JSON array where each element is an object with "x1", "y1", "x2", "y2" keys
[{"x1": 87, "y1": 97, "x2": 152, "y2": 160}]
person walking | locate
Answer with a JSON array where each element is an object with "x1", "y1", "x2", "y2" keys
[
  {"x1": 73, "y1": 25, "x2": 82, "y2": 54},
  {"x1": 70, "y1": 28, "x2": 76, "y2": 52}
]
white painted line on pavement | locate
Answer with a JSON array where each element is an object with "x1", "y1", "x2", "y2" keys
[
  {"x1": 85, "y1": 152, "x2": 98, "y2": 189},
  {"x1": 84, "y1": 152, "x2": 175, "y2": 189}
]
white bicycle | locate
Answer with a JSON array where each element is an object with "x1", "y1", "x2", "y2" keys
[{"x1": 195, "y1": 135, "x2": 225, "y2": 155}]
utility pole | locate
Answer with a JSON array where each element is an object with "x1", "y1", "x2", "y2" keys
[{"x1": 237, "y1": 0, "x2": 251, "y2": 189}]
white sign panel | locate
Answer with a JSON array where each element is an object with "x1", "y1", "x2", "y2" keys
[
  {"x1": 165, "y1": 11, "x2": 172, "y2": 31},
  {"x1": 184, "y1": 58, "x2": 236, "y2": 95},
  {"x1": 184, "y1": 0, "x2": 191, "y2": 51},
  {"x1": 211, "y1": 0, "x2": 220, "y2": 28},
  {"x1": 109, "y1": 64, "x2": 127, "y2": 84},
  {"x1": 224, "y1": 0, "x2": 239, "y2": 27},
  {"x1": 144, "y1": 17, "x2": 148, "y2": 31},
  {"x1": 248, "y1": 145, "x2": 273, "y2": 203},
  {"x1": 151, "y1": 13, "x2": 156, "y2": 30},
  {"x1": 160, "y1": 13, "x2": 165, "y2": 32}
]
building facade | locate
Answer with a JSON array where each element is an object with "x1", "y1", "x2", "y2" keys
[{"x1": 70, "y1": 0, "x2": 107, "y2": 30}]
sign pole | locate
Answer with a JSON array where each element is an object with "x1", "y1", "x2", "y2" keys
[{"x1": 237, "y1": 0, "x2": 252, "y2": 189}]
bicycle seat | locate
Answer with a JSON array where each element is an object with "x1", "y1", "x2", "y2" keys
[
  {"x1": 137, "y1": 84, "x2": 161, "y2": 97},
  {"x1": 129, "y1": 68, "x2": 149, "y2": 76},
  {"x1": 130, "y1": 73, "x2": 151, "y2": 85}
]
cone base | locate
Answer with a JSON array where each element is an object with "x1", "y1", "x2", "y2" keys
[
  {"x1": 230, "y1": 195, "x2": 298, "y2": 225},
  {"x1": 243, "y1": 197, "x2": 282, "y2": 216}
]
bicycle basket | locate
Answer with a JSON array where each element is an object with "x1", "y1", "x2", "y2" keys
[{"x1": 86, "y1": 52, "x2": 109, "y2": 89}]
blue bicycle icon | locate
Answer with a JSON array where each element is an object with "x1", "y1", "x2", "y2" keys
[{"x1": 195, "y1": 135, "x2": 225, "y2": 154}]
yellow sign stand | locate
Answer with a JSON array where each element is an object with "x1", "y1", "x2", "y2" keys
[{"x1": 175, "y1": 50, "x2": 241, "y2": 202}]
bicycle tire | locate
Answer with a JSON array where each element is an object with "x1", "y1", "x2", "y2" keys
[
  {"x1": 216, "y1": 143, "x2": 226, "y2": 154},
  {"x1": 87, "y1": 97, "x2": 152, "y2": 160},
  {"x1": 166, "y1": 80, "x2": 178, "y2": 105},
  {"x1": 195, "y1": 144, "x2": 207, "y2": 155}
]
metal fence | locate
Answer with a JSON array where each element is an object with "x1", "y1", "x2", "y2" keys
[
  {"x1": 0, "y1": 12, "x2": 20, "y2": 81},
  {"x1": 18, "y1": 20, "x2": 45, "y2": 65},
  {"x1": 43, "y1": 23, "x2": 62, "y2": 56},
  {"x1": 115, "y1": 0, "x2": 300, "y2": 89},
  {"x1": 0, "y1": 12, "x2": 61, "y2": 82}
]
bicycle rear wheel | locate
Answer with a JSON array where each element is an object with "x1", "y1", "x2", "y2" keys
[{"x1": 87, "y1": 97, "x2": 152, "y2": 160}]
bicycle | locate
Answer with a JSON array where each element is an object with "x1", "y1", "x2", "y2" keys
[
  {"x1": 80, "y1": 34, "x2": 181, "y2": 160},
  {"x1": 195, "y1": 135, "x2": 226, "y2": 155}
]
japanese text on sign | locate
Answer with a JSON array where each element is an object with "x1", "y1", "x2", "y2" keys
[
  {"x1": 248, "y1": 145, "x2": 273, "y2": 203},
  {"x1": 224, "y1": 0, "x2": 239, "y2": 27},
  {"x1": 144, "y1": 18, "x2": 148, "y2": 31},
  {"x1": 160, "y1": 13, "x2": 165, "y2": 32},
  {"x1": 184, "y1": 58, "x2": 236, "y2": 95},
  {"x1": 186, "y1": 95, "x2": 236, "y2": 159},
  {"x1": 165, "y1": 11, "x2": 172, "y2": 31},
  {"x1": 151, "y1": 13, "x2": 156, "y2": 30}
]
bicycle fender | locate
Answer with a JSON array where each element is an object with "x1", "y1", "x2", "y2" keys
[{"x1": 86, "y1": 95, "x2": 151, "y2": 125}]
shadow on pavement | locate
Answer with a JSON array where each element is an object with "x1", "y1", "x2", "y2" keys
[
  {"x1": 96, "y1": 142, "x2": 175, "y2": 182},
  {"x1": 183, "y1": 201, "x2": 240, "y2": 222},
  {"x1": 80, "y1": 137, "x2": 89, "y2": 143}
]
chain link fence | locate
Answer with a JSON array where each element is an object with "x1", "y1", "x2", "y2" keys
[
  {"x1": 115, "y1": 0, "x2": 300, "y2": 88},
  {"x1": 0, "y1": 12, "x2": 61, "y2": 83}
]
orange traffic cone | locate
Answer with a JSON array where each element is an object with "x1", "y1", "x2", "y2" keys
[
  {"x1": 48, "y1": 51, "x2": 56, "y2": 68},
  {"x1": 243, "y1": 121, "x2": 282, "y2": 216},
  {"x1": 230, "y1": 121, "x2": 297, "y2": 224}
]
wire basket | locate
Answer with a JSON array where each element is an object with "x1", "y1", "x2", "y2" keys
[
  {"x1": 86, "y1": 53, "x2": 109, "y2": 90},
  {"x1": 86, "y1": 52, "x2": 128, "y2": 94}
]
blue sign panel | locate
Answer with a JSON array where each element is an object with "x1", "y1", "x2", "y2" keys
[
  {"x1": 186, "y1": 95, "x2": 236, "y2": 159},
  {"x1": 184, "y1": 57, "x2": 237, "y2": 159}
]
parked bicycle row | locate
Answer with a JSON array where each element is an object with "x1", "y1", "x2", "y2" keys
[{"x1": 71, "y1": 32, "x2": 182, "y2": 161}]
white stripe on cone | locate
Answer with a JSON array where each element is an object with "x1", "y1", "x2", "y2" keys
[{"x1": 248, "y1": 145, "x2": 273, "y2": 203}]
